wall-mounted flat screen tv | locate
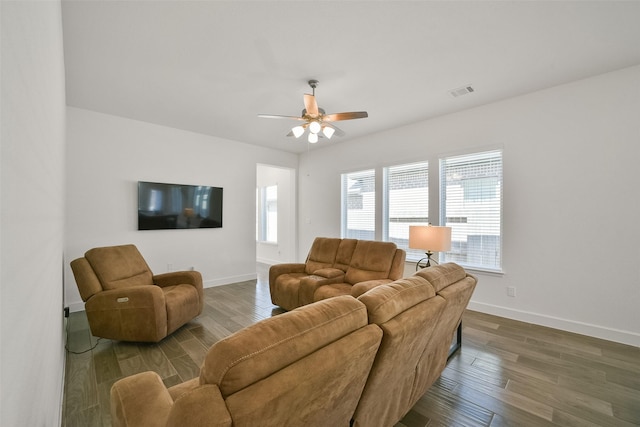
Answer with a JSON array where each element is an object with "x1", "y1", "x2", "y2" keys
[{"x1": 138, "y1": 181, "x2": 223, "y2": 230}]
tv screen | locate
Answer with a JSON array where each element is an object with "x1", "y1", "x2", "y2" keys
[{"x1": 138, "y1": 181, "x2": 223, "y2": 230}]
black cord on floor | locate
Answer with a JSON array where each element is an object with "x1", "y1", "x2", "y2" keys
[{"x1": 64, "y1": 313, "x2": 103, "y2": 354}]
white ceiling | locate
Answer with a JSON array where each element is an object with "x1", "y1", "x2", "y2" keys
[{"x1": 61, "y1": 1, "x2": 640, "y2": 154}]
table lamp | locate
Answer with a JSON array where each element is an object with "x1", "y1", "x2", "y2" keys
[{"x1": 409, "y1": 225, "x2": 452, "y2": 269}]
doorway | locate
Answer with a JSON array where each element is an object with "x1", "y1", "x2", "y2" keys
[{"x1": 256, "y1": 164, "x2": 296, "y2": 264}]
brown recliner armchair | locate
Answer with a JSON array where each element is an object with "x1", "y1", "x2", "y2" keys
[{"x1": 70, "y1": 244, "x2": 203, "y2": 342}]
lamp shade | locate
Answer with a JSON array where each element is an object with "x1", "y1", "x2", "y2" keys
[
  {"x1": 291, "y1": 125, "x2": 305, "y2": 138},
  {"x1": 409, "y1": 225, "x2": 452, "y2": 252},
  {"x1": 309, "y1": 121, "x2": 321, "y2": 134},
  {"x1": 322, "y1": 126, "x2": 335, "y2": 139}
]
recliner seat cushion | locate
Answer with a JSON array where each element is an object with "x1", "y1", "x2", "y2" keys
[{"x1": 313, "y1": 282, "x2": 352, "y2": 301}]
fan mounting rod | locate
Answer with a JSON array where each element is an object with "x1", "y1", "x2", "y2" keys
[{"x1": 308, "y1": 79, "x2": 319, "y2": 95}]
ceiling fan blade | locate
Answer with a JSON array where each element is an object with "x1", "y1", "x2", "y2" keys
[
  {"x1": 304, "y1": 94, "x2": 319, "y2": 117},
  {"x1": 258, "y1": 114, "x2": 306, "y2": 121},
  {"x1": 323, "y1": 111, "x2": 368, "y2": 122}
]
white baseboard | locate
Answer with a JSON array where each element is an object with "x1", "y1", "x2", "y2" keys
[
  {"x1": 467, "y1": 301, "x2": 640, "y2": 347},
  {"x1": 67, "y1": 273, "x2": 259, "y2": 313},
  {"x1": 68, "y1": 301, "x2": 85, "y2": 313},
  {"x1": 203, "y1": 273, "x2": 257, "y2": 288}
]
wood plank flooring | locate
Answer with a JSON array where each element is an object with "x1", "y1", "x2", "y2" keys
[{"x1": 62, "y1": 265, "x2": 640, "y2": 426}]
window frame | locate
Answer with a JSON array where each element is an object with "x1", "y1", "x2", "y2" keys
[
  {"x1": 341, "y1": 169, "x2": 376, "y2": 240},
  {"x1": 382, "y1": 160, "x2": 429, "y2": 261},
  {"x1": 439, "y1": 149, "x2": 503, "y2": 273}
]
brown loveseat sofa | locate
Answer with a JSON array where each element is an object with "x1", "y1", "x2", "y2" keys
[
  {"x1": 110, "y1": 263, "x2": 476, "y2": 427},
  {"x1": 269, "y1": 237, "x2": 406, "y2": 310}
]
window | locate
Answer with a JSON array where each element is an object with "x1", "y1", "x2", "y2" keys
[
  {"x1": 341, "y1": 169, "x2": 375, "y2": 239},
  {"x1": 257, "y1": 185, "x2": 277, "y2": 243},
  {"x1": 440, "y1": 150, "x2": 502, "y2": 271},
  {"x1": 383, "y1": 161, "x2": 428, "y2": 260}
]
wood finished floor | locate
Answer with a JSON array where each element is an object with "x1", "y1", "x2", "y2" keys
[{"x1": 63, "y1": 265, "x2": 640, "y2": 427}]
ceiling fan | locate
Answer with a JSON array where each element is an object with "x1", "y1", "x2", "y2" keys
[{"x1": 258, "y1": 79, "x2": 368, "y2": 143}]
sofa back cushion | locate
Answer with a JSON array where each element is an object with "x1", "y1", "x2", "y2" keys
[
  {"x1": 345, "y1": 240, "x2": 400, "y2": 284},
  {"x1": 414, "y1": 262, "x2": 467, "y2": 292},
  {"x1": 411, "y1": 269, "x2": 477, "y2": 404},
  {"x1": 358, "y1": 275, "x2": 436, "y2": 324},
  {"x1": 304, "y1": 237, "x2": 342, "y2": 274},
  {"x1": 225, "y1": 322, "x2": 382, "y2": 426},
  {"x1": 354, "y1": 275, "x2": 445, "y2": 427},
  {"x1": 200, "y1": 295, "x2": 372, "y2": 394},
  {"x1": 84, "y1": 244, "x2": 154, "y2": 290},
  {"x1": 333, "y1": 238, "x2": 358, "y2": 271}
]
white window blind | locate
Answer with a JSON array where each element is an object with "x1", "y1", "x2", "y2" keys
[
  {"x1": 383, "y1": 161, "x2": 428, "y2": 260},
  {"x1": 341, "y1": 169, "x2": 375, "y2": 240},
  {"x1": 440, "y1": 150, "x2": 502, "y2": 271}
]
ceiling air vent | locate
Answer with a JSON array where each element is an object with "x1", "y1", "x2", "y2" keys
[{"x1": 449, "y1": 85, "x2": 475, "y2": 98}]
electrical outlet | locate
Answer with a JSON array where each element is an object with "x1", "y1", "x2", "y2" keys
[{"x1": 507, "y1": 286, "x2": 516, "y2": 297}]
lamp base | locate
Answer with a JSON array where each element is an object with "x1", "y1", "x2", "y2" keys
[{"x1": 416, "y1": 251, "x2": 439, "y2": 271}]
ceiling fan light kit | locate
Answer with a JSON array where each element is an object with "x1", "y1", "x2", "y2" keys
[
  {"x1": 258, "y1": 79, "x2": 368, "y2": 144},
  {"x1": 322, "y1": 126, "x2": 335, "y2": 139},
  {"x1": 291, "y1": 125, "x2": 305, "y2": 138}
]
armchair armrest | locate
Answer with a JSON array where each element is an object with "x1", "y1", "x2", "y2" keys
[
  {"x1": 84, "y1": 286, "x2": 166, "y2": 342},
  {"x1": 111, "y1": 371, "x2": 173, "y2": 427},
  {"x1": 85, "y1": 285, "x2": 165, "y2": 311},
  {"x1": 153, "y1": 271, "x2": 203, "y2": 288},
  {"x1": 154, "y1": 271, "x2": 204, "y2": 312},
  {"x1": 351, "y1": 279, "x2": 394, "y2": 298},
  {"x1": 299, "y1": 274, "x2": 346, "y2": 306},
  {"x1": 167, "y1": 384, "x2": 232, "y2": 427}
]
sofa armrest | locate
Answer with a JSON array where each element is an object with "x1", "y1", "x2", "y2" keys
[
  {"x1": 168, "y1": 377, "x2": 200, "y2": 401},
  {"x1": 167, "y1": 384, "x2": 232, "y2": 427},
  {"x1": 351, "y1": 279, "x2": 394, "y2": 298},
  {"x1": 299, "y1": 274, "x2": 346, "y2": 306},
  {"x1": 111, "y1": 371, "x2": 173, "y2": 427},
  {"x1": 269, "y1": 263, "x2": 306, "y2": 290}
]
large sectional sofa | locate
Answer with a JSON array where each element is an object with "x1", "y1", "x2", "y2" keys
[
  {"x1": 269, "y1": 237, "x2": 406, "y2": 310},
  {"x1": 110, "y1": 262, "x2": 477, "y2": 427}
]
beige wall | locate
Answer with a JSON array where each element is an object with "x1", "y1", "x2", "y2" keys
[
  {"x1": 297, "y1": 65, "x2": 640, "y2": 347},
  {"x1": 64, "y1": 107, "x2": 298, "y2": 311},
  {"x1": 1, "y1": 1, "x2": 67, "y2": 425}
]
